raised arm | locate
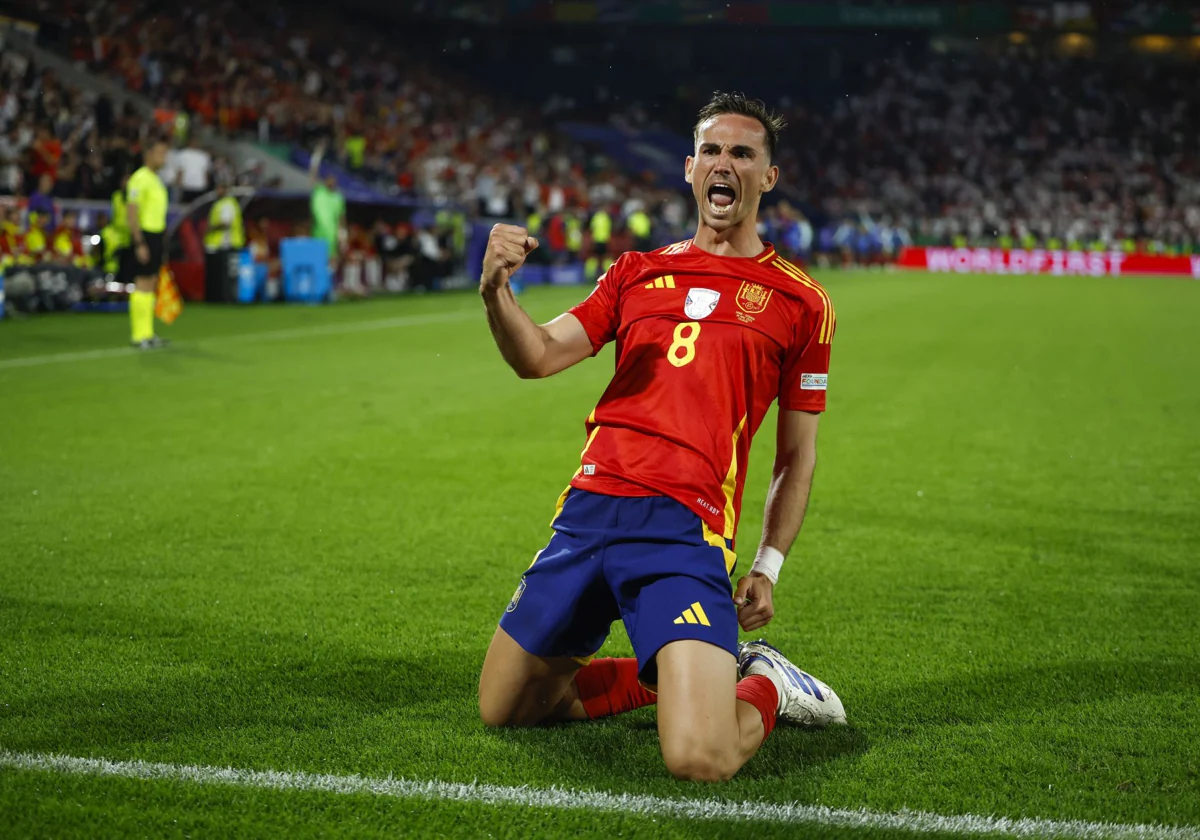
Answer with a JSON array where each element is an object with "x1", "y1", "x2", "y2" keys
[
  {"x1": 309, "y1": 139, "x2": 325, "y2": 187},
  {"x1": 480, "y1": 223, "x2": 594, "y2": 379},
  {"x1": 734, "y1": 408, "x2": 820, "y2": 631}
]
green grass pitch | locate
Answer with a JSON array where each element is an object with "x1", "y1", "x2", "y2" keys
[{"x1": 1, "y1": 270, "x2": 1198, "y2": 838}]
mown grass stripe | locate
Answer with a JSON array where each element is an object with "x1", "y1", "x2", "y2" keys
[
  {"x1": 0, "y1": 310, "x2": 476, "y2": 369},
  {"x1": 2, "y1": 749, "x2": 1196, "y2": 839}
]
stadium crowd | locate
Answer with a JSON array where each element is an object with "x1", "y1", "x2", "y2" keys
[
  {"x1": 44, "y1": 0, "x2": 646, "y2": 213},
  {"x1": 778, "y1": 47, "x2": 1200, "y2": 257},
  {"x1": 3, "y1": 0, "x2": 1197, "y2": 279},
  {"x1": 0, "y1": 46, "x2": 125, "y2": 202}
]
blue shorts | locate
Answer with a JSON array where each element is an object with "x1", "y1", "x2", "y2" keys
[{"x1": 498, "y1": 489, "x2": 739, "y2": 685}]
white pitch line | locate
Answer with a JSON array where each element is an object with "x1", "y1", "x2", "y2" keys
[
  {"x1": 2, "y1": 749, "x2": 1197, "y2": 840},
  {"x1": 0, "y1": 309, "x2": 477, "y2": 370}
]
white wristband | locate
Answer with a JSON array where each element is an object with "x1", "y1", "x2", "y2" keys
[{"x1": 750, "y1": 545, "x2": 785, "y2": 584}]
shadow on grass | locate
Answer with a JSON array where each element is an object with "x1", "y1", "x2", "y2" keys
[
  {"x1": 133, "y1": 343, "x2": 247, "y2": 369},
  {"x1": 848, "y1": 657, "x2": 1200, "y2": 730},
  {"x1": 0, "y1": 596, "x2": 475, "y2": 755},
  {"x1": 1, "y1": 595, "x2": 867, "y2": 783},
  {"x1": 152, "y1": 343, "x2": 247, "y2": 365},
  {"x1": 6, "y1": 595, "x2": 1197, "y2": 787}
]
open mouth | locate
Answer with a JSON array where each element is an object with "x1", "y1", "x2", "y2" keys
[{"x1": 706, "y1": 182, "x2": 737, "y2": 215}]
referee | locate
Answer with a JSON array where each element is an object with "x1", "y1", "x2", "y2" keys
[{"x1": 126, "y1": 137, "x2": 170, "y2": 349}]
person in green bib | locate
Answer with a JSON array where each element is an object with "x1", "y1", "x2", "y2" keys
[
  {"x1": 204, "y1": 179, "x2": 244, "y2": 253},
  {"x1": 126, "y1": 138, "x2": 170, "y2": 349},
  {"x1": 586, "y1": 206, "x2": 613, "y2": 280},
  {"x1": 627, "y1": 204, "x2": 653, "y2": 252},
  {"x1": 343, "y1": 131, "x2": 366, "y2": 170},
  {"x1": 309, "y1": 140, "x2": 346, "y2": 266},
  {"x1": 107, "y1": 170, "x2": 132, "y2": 279}
]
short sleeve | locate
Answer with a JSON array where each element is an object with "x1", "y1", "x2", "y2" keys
[
  {"x1": 568, "y1": 254, "x2": 628, "y2": 355},
  {"x1": 778, "y1": 297, "x2": 835, "y2": 412}
]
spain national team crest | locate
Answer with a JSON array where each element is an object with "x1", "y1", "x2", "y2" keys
[
  {"x1": 736, "y1": 281, "x2": 773, "y2": 315},
  {"x1": 684, "y1": 288, "x2": 720, "y2": 320}
]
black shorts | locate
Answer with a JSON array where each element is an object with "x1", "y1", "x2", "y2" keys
[
  {"x1": 133, "y1": 231, "x2": 165, "y2": 277},
  {"x1": 115, "y1": 246, "x2": 133, "y2": 283}
]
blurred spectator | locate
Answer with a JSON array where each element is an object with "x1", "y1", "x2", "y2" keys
[
  {"x1": 626, "y1": 201, "x2": 653, "y2": 253},
  {"x1": 343, "y1": 126, "x2": 366, "y2": 172},
  {"x1": 309, "y1": 141, "x2": 346, "y2": 264},
  {"x1": 51, "y1": 209, "x2": 86, "y2": 266},
  {"x1": 22, "y1": 210, "x2": 50, "y2": 264},
  {"x1": 59, "y1": 148, "x2": 105, "y2": 199},
  {"x1": 29, "y1": 124, "x2": 63, "y2": 183},
  {"x1": 204, "y1": 179, "x2": 244, "y2": 253},
  {"x1": 768, "y1": 202, "x2": 814, "y2": 266},
  {"x1": 101, "y1": 134, "x2": 135, "y2": 196},
  {"x1": 0, "y1": 204, "x2": 21, "y2": 270},
  {"x1": 167, "y1": 136, "x2": 213, "y2": 204},
  {"x1": 0, "y1": 126, "x2": 27, "y2": 194},
  {"x1": 411, "y1": 223, "x2": 451, "y2": 292},
  {"x1": 587, "y1": 205, "x2": 613, "y2": 280},
  {"x1": 374, "y1": 220, "x2": 414, "y2": 291},
  {"x1": 27, "y1": 173, "x2": 57, "y2": 226}
]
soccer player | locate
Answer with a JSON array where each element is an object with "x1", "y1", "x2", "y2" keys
[
  {"x1": 126, "y1": 137, "x2": 170, "y2": 349},
  {"x1": 477, "y1": 93, "x2": 844, "y2": 782}
]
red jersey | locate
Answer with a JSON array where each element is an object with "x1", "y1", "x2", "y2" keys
[{"x1": 567, "y1": 239, "x2": 835, "y2": 545}]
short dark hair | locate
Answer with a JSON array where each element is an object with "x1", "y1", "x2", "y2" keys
[{"x1": 693, "y1": 91, "x2": 786, "y2": 161}]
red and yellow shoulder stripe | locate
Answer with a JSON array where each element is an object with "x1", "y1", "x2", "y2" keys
[
  {"x1": 656, "y1": 239, "x2": 693, "y2": 256},
  {"x1": 770, "y1": 257, "x2": 836, "y2": 344}
]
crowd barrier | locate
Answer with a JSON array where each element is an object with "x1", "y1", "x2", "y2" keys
[
  {"x1": 898, "y1": 247, "x2": 1200, "y2": 278},
  {"x1": 0, "y1": 263, "x2": 105, "y2": 315}
]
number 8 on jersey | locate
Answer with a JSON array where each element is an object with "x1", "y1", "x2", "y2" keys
[{"x1": 669, "y1": 322, "x2": 701, "y2": 368}]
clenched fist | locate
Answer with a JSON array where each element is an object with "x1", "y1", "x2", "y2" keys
[
  {"x1": 733, "y1": 572, "x2": 775, "y2": 632},
  {"x1": 481, "y1": 224, "x2": 539, "y2": 292}
]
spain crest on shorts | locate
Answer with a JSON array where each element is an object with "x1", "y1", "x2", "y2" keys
[
  {"x1": 506, "y1": 577, "x2": 527, "y2": 613},
  {"x1": 736, "y1": 281, "x2": 773, "y2": 315}
]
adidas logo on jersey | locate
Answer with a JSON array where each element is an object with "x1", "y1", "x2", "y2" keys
[
  {"x1": 644, "y1": 275, "x2": 676, "y2": 289},
  {"x1": 673, "y1": 601, "x2": 711, "y2": 626}
]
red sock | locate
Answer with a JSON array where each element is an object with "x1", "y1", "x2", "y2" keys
[
  {"x1": 574, "y1": 658, "x2": 657, "y2": 719},
  {"x1": 736, "y1": 675, "x2": 779, "y2": 742}
]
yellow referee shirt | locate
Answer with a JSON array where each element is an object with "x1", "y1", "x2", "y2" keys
[{"x1": 127, "y1": 166, "x2": 168, "y2": 233}]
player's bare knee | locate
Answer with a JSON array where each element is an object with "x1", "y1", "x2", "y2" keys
[
  {"x1": 662, "y1": 743, "x2": 737, "y2": 782},
  {"x1": 664, "y1": 752, "x2": 736, "y2": 783},
  {"x1": 478, "y1": 690, "x2": 550, "y2": 728},
  {"x1": 480, "y1": 702, "x2": 534, "y2": 728},
  {"x1": 478, "y1": 700, "x2": 510, "y2": 728},
  {"x1": 478, "y1": 682, "x2": 516, "y2": 728}
]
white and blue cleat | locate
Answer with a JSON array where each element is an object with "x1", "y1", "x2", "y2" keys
[{"x1": 738, "y1": 640, "x2": 847, "y2": 727}]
